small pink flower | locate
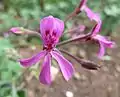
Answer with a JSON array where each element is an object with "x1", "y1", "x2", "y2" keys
[
  {"x1": 80, "y1": 0, "x2": 100, "y2": 21},
  {"x1": 79, "y1": 0, "x2": 115, "y2": 58},
  {"x1": 18, "y1": 16, "x2": 74, "y2": 85},
  {"x1": 80, "y1": 0, "x2": 102, "y2": 35},
  {"x1": 90, "y1": 24, "x2": 115, "y2": 58}
]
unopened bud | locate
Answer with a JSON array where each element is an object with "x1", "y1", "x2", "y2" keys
[
  {"x1": 10, "y1": 27, "x2": 24, "y2": 34},
  {"x1": 80, "y1": 59, "x2": 101, "y2": 70}
]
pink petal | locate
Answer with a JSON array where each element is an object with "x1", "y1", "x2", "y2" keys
[
  {"x1": 93, "y1": 34, "x2": 107, "y2": 41},
  {"x1": 81, "y1": 5, "x2": 102, "y2": 35},
  {"x1": 54, "y1": 18, "x2": 64, "y2": 37},
  {"x1": 83, "y1": 6, "x2": 102, "y2": 34},
  {"x1": 19, "y1": 50, "x2": 46, "y2": 67},
  {"x1": 79, "y1": 0, "x2": 102, "y2": 35},
  {"x1": 93, "y1": 35, "x2": 115, "y2": 48},
  {"x1": 40, "y1": 16, "x2": 64, "y2": 39},
  {"x1": 93, "y1": 35, "x2": 115, "y2": 58},
  {"x1": 51, "y1": 50, "x2": 74, "y2": 81},
  {"x1": 40, "y1": 16, "x2": 54, "y2": 38},
  {"x1": 105, "y1": 41, "x2": 116, "y2": 48},
  {"x1": 84, "y1": 6, "x2": 101, "y2": 23},
  {"x1": 39, "y1": 54, "x2": 51, "y2": 85},
  {"x1": 98, "y1": 41, "x2": 105, "y2": 58}
]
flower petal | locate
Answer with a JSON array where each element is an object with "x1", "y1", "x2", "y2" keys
[
  {"x1": 19, "y1": 50, "x2": 46, "y2": 67},
  {"x1": 40, "y1": 16, "x2": 54, "y2": 37},
  {"x1": 84, "y1": 6, "x2": 101, "y2": 23},
  {"x1": 54, "y1": 18, "x2": 64, "y2": 37},
  {"x1": 40, "y1": 16, "x2": 64, "y2": 39},
  {"x1": 39, "y1": 54, "x2": 51, "y2": 85},
  {"x1": 51, "y1": 50, "x2": 74, "y2": 81},
  {"x1": 92, "y1": 34, "x2": 116, "y2": 58},
  {"x1": 93, "y1": 35, "x2": 115, "y2": 48},
  {"x1": 81, "y1": 4, "x2": 102, "y2": 35},
  {"x1": 98, "y1": 41, "x2": 105, "y2": 58}
]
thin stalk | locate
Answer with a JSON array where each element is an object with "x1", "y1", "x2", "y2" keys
[
  {"x1": 63, "y1": 25, "x2": 85, "y2": 35},
  {"x1": 64, "y1": 12, "x2": 77, "y2": 23},
  {"x1": 57, "y1": 23, "x2": 97, "y2": 47},
  {"x1": 64, "y1": 0, "x2": 85, "y2": 23},
  {"x1": 23, "y1": 29, "x2": 41, "y2": 37},
  {"x1": 10, "y1": 27, "x2": 41, "y2": 37},
  {"x1": 40, "y1": 0, "x2": 45, "y2": 11},
  {"x1": 59, "y1": 49, "x2": 101, "y2": 70},
  {"x1": 57, "y1": 33, "x2": 90, "y2": 47}
]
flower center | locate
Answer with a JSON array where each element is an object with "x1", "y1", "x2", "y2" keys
[{"x1": 43, "y1": 30, "x2": 58, "y2": 51}]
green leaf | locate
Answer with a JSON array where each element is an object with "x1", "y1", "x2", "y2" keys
[
  {"x1": 17, "y1": 90, "x2": 26, "y2": 97},
  {"x1": 0, "y1": 38, "x2": 13, "y2": 51},
  {"x1": 1, "y1": 71, "x2": 12, "y2": 81},
  {"x1": 7, "y1": 61, "x2": 21, "y2": 72}
]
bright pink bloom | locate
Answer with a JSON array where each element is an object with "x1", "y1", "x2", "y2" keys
[{"x1": 18, "y1": 16, "x2": 74, "y2": 85}]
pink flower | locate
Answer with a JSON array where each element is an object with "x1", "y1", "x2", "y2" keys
[
  {"x1": 90, "y1": 24, "x2": 115, "y2": 58},
  {"x1": 80, "y1": 0, "x2": 101, "y2": 23},
  {"x1": 18, "y1": 16, "x2": 74, "y2": 85},
  {"x1": 80, "y1": 0, "x2": 102, "y2": 35},
  {"x1": 79, "y1": 0, "x2": 115, "y2": 58},
  {"x1": 83, "y1": 7, "x2": 102, "y2": 36}
]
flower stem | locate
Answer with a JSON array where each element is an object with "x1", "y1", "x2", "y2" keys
[
  {"x1": 64, "y1": 12, "x2": 77, "y2": 23},
  {"x1": 57, "y1": 33, "x2": 90, "y2": 47},
  {"x1": 58, "y1": 23, "x2": 98, "y2": 47},
  {"x1": 10, "y1": 27, "x2": 41, "y2": 37},
  {"x1": 59, "y1": 49, "x2": 101, "y2": 70},
  {"x1": 64, "y1": 0, "x2": 83, "y2": 23}
]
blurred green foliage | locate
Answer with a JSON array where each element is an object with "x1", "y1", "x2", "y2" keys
[
  {"x1": 0, "y1": 0, "x2": 77, "y2": 31},
  {"x1": 0, "y1": 38, "x2": 25, "y2": 97},
  {"x1": 0, "y1": 0, "x2": 120, "y2": 33}
]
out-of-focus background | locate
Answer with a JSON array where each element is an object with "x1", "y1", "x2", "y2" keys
[{"x1": 0, "y1": 0, "x2": 120, "y2": 97}]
